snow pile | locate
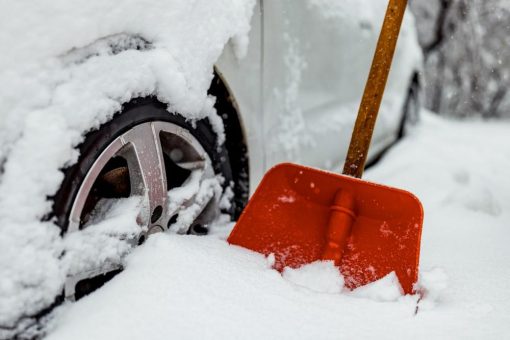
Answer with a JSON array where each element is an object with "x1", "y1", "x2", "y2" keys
[
  {"x1": 307, "y1": 0, "x2": 380, "y2": 25},
  {"x1": 0, "y1": 0, "x2": 255, "y2": 336},
  {"x1": 167, "y1": 171, "x2": 223, "y2": 234},
  {"x1": 283, "y1": 261, "x2": 345, "y2": 294},
  {"x1": 61, "y1": 197, "x2": 142, "y2": 278},
  {"x1": 348, "y1": 272, "x2": 403, "y2": 302},
  {"x1": 366, "y1": 111, "x2": 510, "y2": 335},
  {"x1": 415, "y1": 267, "x2": 448, "y2": 310},
  {"x1": 283, "y1": 263, "x2": 406, "y2": 301},
  {"x1": 46, "y1": 235, "x2": 419, "y2": 340},
  {"x1": 46, "y1": 112, "x2": 510, "y2": 339}
]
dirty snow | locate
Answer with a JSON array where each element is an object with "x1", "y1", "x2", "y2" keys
[
  {"x1": 45, "y1": 112, "x2": 510, "y2": 339},
  {"x1": 0, "y1": 0, "x2": 255, "y2": 335}
]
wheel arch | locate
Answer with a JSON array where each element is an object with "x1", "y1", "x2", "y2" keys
[{"x1": 51, "y1": 68, "x2": 250, "y2": 232}]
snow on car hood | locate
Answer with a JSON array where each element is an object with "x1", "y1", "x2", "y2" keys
[{"x1": 0, "y1": 0, "x2": 255, "y2": 335}]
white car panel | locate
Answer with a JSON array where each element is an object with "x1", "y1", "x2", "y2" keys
[{"x1": 218, "y1": 0, "x2": 422, "y2": 192}]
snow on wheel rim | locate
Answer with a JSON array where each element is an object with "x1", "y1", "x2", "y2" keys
[{"x1": 65, "y1": 120, "x2": 217, "y2": 300}]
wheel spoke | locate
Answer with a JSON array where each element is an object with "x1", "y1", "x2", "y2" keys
[
  {"x1": 68, "y1": 138, "x2": 124, "y2": 232},
  {"x1": 121, "y1": 123, "x2": 168, "y2": 229}
]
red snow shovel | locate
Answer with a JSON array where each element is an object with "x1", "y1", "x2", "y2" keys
[{"x1": 228, "y1": 0, "x2": 423, "y2": 294}]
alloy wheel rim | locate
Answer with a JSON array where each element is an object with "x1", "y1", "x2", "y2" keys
[{"x1": 64, "y1": 120, "x2": 218, "y2": 300}]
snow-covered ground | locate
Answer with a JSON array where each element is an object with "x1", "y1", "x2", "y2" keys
[{"x1": 45, "y1": 112, "x2": 510, "y2": 339}]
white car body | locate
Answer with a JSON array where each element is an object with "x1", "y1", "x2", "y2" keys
[{"x1": 217, "y1": 0, "x2": 422, "y2": 190}]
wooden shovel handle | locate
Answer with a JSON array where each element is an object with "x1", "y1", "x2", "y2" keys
[{"x1": 343, "y1": 0, "x2": 408, "y2": 178}]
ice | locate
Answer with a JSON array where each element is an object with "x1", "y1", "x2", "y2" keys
[
  {"x1": 45, "y1": 235, "x2": 419, "y2": 340},
  {"x1": 415, "y1": 267, "x2": 449, "y2": 311}
]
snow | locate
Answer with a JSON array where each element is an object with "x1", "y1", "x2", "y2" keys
[
  {"x1": 44, "y1": 112, "x2": 510, "y2": 339},
  {"x1": 0, "y1": 0, "x2": 256, "y2": 335},
  {"x1": 0, "y1": 0, "x2": 509, "y2": 337},
  {"x1": 166, "y1": 170, "x2": 223, "y2": 234},
  {"x1": 348, "y1": 272, "x2": 404, "y2": 302},
  {"x1": 61, "y1": 197, "x2": 142, "y2": 278},
  {"x1": 282, "y1": 261, "x2": 345, "y2": 294},
  {"x1": 414, "y1": 267, "x2": 448, "y2": 310}
]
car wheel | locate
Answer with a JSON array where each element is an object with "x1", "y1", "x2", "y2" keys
[
  {"x1": 52, "y1": 96, "x2": 234, "y2": 301},
  {"x1": 398, "y1": 74, "x2": 421, "y2": 138}
]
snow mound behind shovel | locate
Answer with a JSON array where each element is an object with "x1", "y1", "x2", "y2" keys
[
  {"x1": 283, "y1": 261, "x2": 345, "y2": 294},
  {"x1": 282, "y1": 261, "x2": 409, "y2": 302}
]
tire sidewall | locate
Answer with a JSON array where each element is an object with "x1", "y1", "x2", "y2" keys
[{"x1": 52, "y1": 97, "x2": 233, "y2": 233}]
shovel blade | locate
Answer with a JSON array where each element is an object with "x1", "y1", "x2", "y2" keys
[{"x1": 228, "y1": 163, "x2": 423, "y2": 294}]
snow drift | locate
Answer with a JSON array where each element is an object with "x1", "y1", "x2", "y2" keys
[{"x1": 46, "y1": 112, "x2": 510, "y2": 339}]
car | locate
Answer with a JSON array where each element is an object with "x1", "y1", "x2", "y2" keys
[{"x1": 0, "y1": 0, "x2": 422, "y2": 337}]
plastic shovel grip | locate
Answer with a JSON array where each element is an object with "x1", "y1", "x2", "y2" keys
[{"x1": 322, "y1": 190, "x2": 356, "y2": 265}]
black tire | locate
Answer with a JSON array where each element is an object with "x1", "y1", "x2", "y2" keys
[
  {"x1": 208, "y1": 73, "x2": 249, "y2": 219},
  {"x1": 365, "y1": 74, "x2": 421, "y2": 170},
  {"x1": 52, "y1": 96, "x2": 234, "y2": 233},
  {"x1": 398, "y1": 73, "x2": 421, "y2": 138}
]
